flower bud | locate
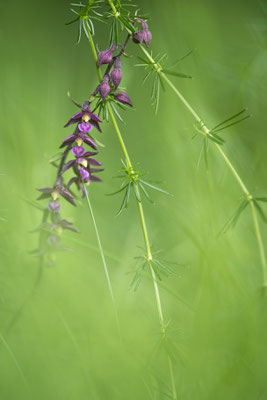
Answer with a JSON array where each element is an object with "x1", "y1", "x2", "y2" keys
[
  {"x1": 132, "y1": 30, "x2": 144, "y2": 44},
  {"x1": 114, "y1": 91, "x2": 133, "y2": 107},
  {"x1": 97, "y1": 44, "x2": 116, "y2": 67},
  {"x1": 99, "y1": 75, "x2": 111, "y2": 101},
  {"x1": 97, "y1": 50, "x2": 113, "y2": 67},
  {"x1": 111, "y1": 68, "x2": 122, "y2": 89},
  {"x1": 142, "y1": 29, "x2": 152, "y2": 47}
]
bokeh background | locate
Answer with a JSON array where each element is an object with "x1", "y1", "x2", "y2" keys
[{"x1": 1, "y1": 0, "x2": 267, "y2": 398}]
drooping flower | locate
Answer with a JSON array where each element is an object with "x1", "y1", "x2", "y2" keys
[
  {"x1": 61, "y1": 147, "x2": 101, "y2": 174},
  {"x1": 37, "y1": 186, "x2": 76, "y2": 206},
  {"x1": 133, "y1": 18, "x2": 152, "y2": 48}
]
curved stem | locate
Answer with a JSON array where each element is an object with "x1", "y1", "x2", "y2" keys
[
  {"x1": 86, "y1": 22, "x2": 177, "y2": 399},
  {"x1": 139, "y1": 45, "x2": 267, "y2": 286},
  {"x1": 83, "y1": 184, "x2": 121, "y2": 337}
]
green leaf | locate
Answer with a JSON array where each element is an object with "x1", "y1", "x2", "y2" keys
[
  {"x1": 139, "y1": 179, "x2": 170, "y2": 195},
  {"x1": 138, "y1": 182, "x2": 155, "y2": 204},
  {"x1": 169, "y1": 49, "x2": 195, "y2": 68},
  {"x1": 133, "y1": 183, "x2": 141, "y2": 202},
  {"x1": 221, "y1": 199, "x2": 249, "y2": 233},
  {"x1": 65, "y1": 16, "x2": 80, "y2": 26},
  {"x1": 212, "y1": 115, "x2": 250, "y2": 134},
  {"x1": 106, "y1": 183, "x2": 128, "y2": 196},
  {"x1": 116, "y1": 183, "x2": 131, "y2": 216},
  {"x1": 211, "y1": 108, "x2": 249, "y2": 133},
  {"x1": 161, "y1": 68, "x2": 192, "y2": 79},
  {"x1": 254, "y1": 197, "x2": 267, "y2": 203}
]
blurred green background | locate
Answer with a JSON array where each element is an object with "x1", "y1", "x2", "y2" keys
[{"x1": 1, "y1": 0, "x2": 267, "y2": 398}]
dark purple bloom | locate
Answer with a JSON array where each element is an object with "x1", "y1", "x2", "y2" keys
[
  {"x1": 64, "y1": 102, "x2": 103, "y2": 132},
  {"x1": 111, "y1": 58, "x2": 122, "y2": 89},
  {"x1": 114, "y1": 91, "x2": 133, "y2": 107},
  {"x1": 99, "y1": 75, "x2": 111, "y2": 101},
  {"x1": 61, "y1": 147, "x2": 101, "y2": 174},
  {"x1": 60, "y1": 132, "x2": 97, "y2": 150},
  {"x1": 47, "y1": 201, "x2": 61, "y2": 213},
  {"x1": 142, "y1": 30, "x2": 152, "y2": 47},
  {"x1": 37, "y1": 186, "x2": 76, "y2": 206},
  {"x1": 97, "y1": 45, "x2": 116, "y2": 67}
]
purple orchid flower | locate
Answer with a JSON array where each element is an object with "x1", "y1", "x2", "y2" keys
[
  {"x1": 60, "y1": 122, "x2": 97, "y2": 150},
  {"x1": 64, "y1": 102, "x2": 103, "y2": 132},
  {"x1": 61, "y1": 146, "x2": 101, "y2": 175},
  {"x1": 37, "y1": 186, "x2": 76, "y2": 206}
]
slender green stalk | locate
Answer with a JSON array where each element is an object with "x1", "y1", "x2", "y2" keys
[
  {"x1": 139, "y1": 45, "x2": 267, "y2": 286},
  {"x1": 86, "y1": 24, "x2": 177, "y2": 399},
  {"x1": 83, "y1": 184, "x2": 121, "y2": 336}
]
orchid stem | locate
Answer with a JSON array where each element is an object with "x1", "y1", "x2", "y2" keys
[{"x1": 83, "y1": 184, "x2": 121, "y2": 338}]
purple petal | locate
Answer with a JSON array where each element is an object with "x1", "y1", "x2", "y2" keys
[
  {"x1": 78, "y1": 122, "x2": 92, "y2": 134},
  {"x1": 72, "y1": 146, "x2": 85, "y2": 157},
  {"x1": 88, "y1": 159, "x2": 102, "y2": 166},
  {"x1": 80, "y1": 168, "x2": 90, "y2": 182},
  {"x1": 90, "y1": 112, "x2": 102, "y2": 123},
  {"x1": 61, "y1": 160, "x2": 75, "y2": 174},
  {"x1": 37, "y1": 187, "x2": 53, "y2": 193},
  {"x1": 64, "y1": 112, "x2": 83, "y2": 127},
  {"x1": 84, "y1": 151, "x2": 98, "y2": 157},
  {"x1": 59, "y1": 134, "x2": 75, "y2": 148},
  {"x1": 59, "y1": 190, "x2": 76, "y2": 207},
  {"x1": 90, "y1": 120, "x2": 102, "y2": 133},
  {"x1": 89, "y1": 168, "x2": 104, "y2": 173},
  {"x1": 90, "y1": 175, "x2": 102, "y2": 182},
  {"x1": 66, "y1": 177, "x2": 78, "y2": 189},
  {"x1": 83, "y1": 137, "x2": 98, "y2": 150}
]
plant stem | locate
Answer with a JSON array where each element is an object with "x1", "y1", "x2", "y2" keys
[
  {"x1": 86, "y1": 22, "x2": 177, "y2": 399},
  {"x1": 83, "y1": 184, "x2": 121, "y2": 337},
  {"x1": 139, "y1": 45, "x2": 267, "y2": 286}
]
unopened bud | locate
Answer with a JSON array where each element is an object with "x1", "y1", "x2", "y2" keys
[
  {"x1": 142, "y1": 30, "x2": 152, "y2": 47},
  {"x1": 99, "y1": 75, "x2": 111, "y2": 101},
  {"x1": 111, "y1": 68, "x2": 122, "y2": 89},
  {"x1": 114, "y1": 91, "x2": 133, "y2": 107},
  {"x1": 132, "y1": 30, "x2": 144, "y2": 44}
]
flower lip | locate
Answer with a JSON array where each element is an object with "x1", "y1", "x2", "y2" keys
[
  {"x1": 47, "y1": 201, "x2": 61, "y2": 213},
  {"x1": 78, "y1": 122, "x2": 92, "y2": 133},
  {"x1": 80, "y1": 167, "x2": 90, "y2": 182},
  {"x1": 72, "y1": 146, "x2": 85, "y2": 158}
]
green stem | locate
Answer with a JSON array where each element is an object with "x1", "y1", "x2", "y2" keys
[
  {"x1": 139, "y1": 45, "x2": 267, "y2": 286},
  {"x1": 83, "y1": 184, "x2": 121, "y2": 337},
  {"x1": 86, "y1": 20, "x2": 177, "y2": 399}
]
